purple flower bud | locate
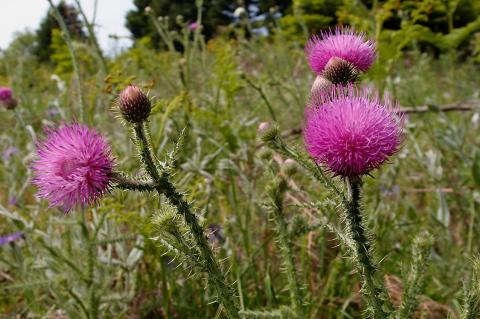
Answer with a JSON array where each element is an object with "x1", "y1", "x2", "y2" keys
[
  {"x1": 0, "y1": 87, "x2": 17, "y2": 110},
  {"x1": 0, "y1": 87, "x2": 13, "y2": 101},
  {"x1": 189, "y1": 22, "x2": 200, "y2": 31},
  {"x1": 118, "y1": 85, "x2": 151, "y2": 123}
]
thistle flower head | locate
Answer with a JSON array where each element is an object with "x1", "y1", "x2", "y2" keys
[
  {"x1": 304, "y1": 86, "x2": 403, "y2": 177},
  {"x1": 0, "y1": 87, "x2": 13, "y2": 102},
  {"x1": 117, "y1": 85, "x2": 151, "y2": 123},
  {"x1": 189, "y1": 22, "x2": 200, "y2": 31},
  {"x1": 305, "y1": 27, "x2": 376, "y2": 75},
  {"x1": 0, "y1": 86, "x2": 17, "y2": 110},
  {"x1": 32, "y1": 123, "x2": 114, "y2": 212}
]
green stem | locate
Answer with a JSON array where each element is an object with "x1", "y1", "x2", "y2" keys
[
  {"x1": 47, "y1": 0, "x2": 85, "y2": 122},
  {"x1": 243, "y1": 77, "x2": 277, "y2": 122},
  {"x1": 133, "y1": 122, "x2": 240, "y2": 319},
  {"x1": 80, "y1": 213, "x2": 98, "y2": 319},
  {"x1": 111, "y1": 173, "x2": 157, "y2": 192},
  {"x1": 345, "y1": 178, "x2": 392, "y2": 318},
  {"x1": 266, "y1": 135, "x2": 345, "y2": 201},
  {"x1": 270, "y1": 179, "x2": 304, "y2": 318},
  {"x1": 73, "y1": 0, "x2": 108, "y2": 74}
]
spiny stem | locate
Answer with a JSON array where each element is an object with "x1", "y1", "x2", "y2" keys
[
  {"x1": 239, "y1": 306, "x2": 295, "y2": 318},
  {"x1": 111, "y1": 173, "x2": 157, "y2": 192},
  {"x1": 269, "y1": 179, "x2": 304, "y2": 318},
  {"x1": 345, "y1": 177, "x2": 392, "y2": 318},
  {"x1": 80, "y1": 213, "x2": 98, "y2": 319},
  {"x1": 398, "y1": 232, "x2": 432, "y2": 319},
  {"x1": 133, "y1": 122, "x2": 240, "y2": 319}
]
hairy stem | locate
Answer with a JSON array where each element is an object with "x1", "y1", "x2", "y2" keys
[
  {"x1": 133, "y1": 122, "x2": 239, "y2": 318},
  {"x1": 80, "y1": 213, "x2": 98, "y2": 319},
  {"x1": 269, "y1": 179, "x2": 304, "y2": 318},
  {"x1": 111, "y1": 173, "x2": 157, "y2": 192},
  {"x1": 345, "y1": 177, "x2": 392, "y2": 318},
  {"x1": 398, "y1": 233, "x2": 432, "y2": 319}
]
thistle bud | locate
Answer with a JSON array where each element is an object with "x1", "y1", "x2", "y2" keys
[
  {"x1": 3, "y1": 97, "x2": 18, "y2": 110},
  {"x1": 310, "y1": 75, "x2": 333, "y2": 96},
  {"x1": 322, "y1": 57, "x2": 359, "y2": 85},
  {"x1": 118, "y1": 85, "x2": 151, "y2": 123},
  {"x1": 257, "y1": 122, "x2": 279, "y2": 143},
  {"x1": 176, "y1": 15, "x2": 184, "y2": 25},
  {"x1": 0, "y1": 87, "x2": 17, "y2": 110}
]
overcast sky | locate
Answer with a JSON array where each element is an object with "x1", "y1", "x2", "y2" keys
[{"x1": 0, "y1": 0, "x2": 135, "y2": 54}]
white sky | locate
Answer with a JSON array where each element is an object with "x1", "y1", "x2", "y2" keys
[{"x1": 0, "y1": 0, "x2": 135, "y2": 54}]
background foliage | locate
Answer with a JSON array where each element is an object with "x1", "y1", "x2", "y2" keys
[{"x1": 0, "y1": 0, "x2": 480, "y2": 318}]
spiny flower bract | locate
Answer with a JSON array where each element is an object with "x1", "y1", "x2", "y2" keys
[
  {"x1": 305, "y1": 27, "x2": 376, "y2": 75},
  {"x1": 304, "y1": 86, "x2": 403, "y2": 177},
  {"x1": 32, "y1": 123, "x2": 114, "y2": 212}
]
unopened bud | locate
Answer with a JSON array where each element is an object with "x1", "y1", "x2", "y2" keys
[
  {"x1": 0, "y1": 87, "x2": 17, "y2": 110},
  {"x1": 3, "y1": 97, "x2": 18, "y2": 110},
  {"x1": 310, "y1": 76, "x2": 333, "y2": 97},
  {"x1": 322, "y1": 57, "x2": 359, "y2": 85},
  {"x1": 144, "y1": 6, "x2": 152, "y2": 14},
  {"x1": 176, "y1": 15, "x2": 184, "y2": 25},
  {"x1": 257, "y1": 122, "x2": 279, "y2": 143},
  {"x1": 118, "y1": 85, "x2": 151, "y2": 123}
]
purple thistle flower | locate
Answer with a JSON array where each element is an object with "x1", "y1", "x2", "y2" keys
[
  {"x1": 32, "y1": 123, "x2": 114, "y2": 212},
  {"x1": 305, "y1": 27, "x2": 376, "y2": 75},
  {"x1": 189, "y1": 22, "x2": 200, "y2": 31},
  {"x1": 0, "y1": 86, "x2": 13, "y2": 102},
  {"x1": 304, "y1": 86, "x2": 403, "y2": 177},
  {"x1": 0, "y1": 232, "x2": 24, "y2": 246}
]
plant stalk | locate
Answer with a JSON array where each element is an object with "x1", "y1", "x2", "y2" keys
[
  {"x1": 345, "y1": 177, "x2": 392, "y2": 318},
  {"x1": 270, "y1": 179, "x2": 304, "y2": 318},
  {"x1": 47, "y1": 0, "x2": 85, "y2": 122},
  {"x1": 133, "y1": 122, "x2": 240, "y2": 318}
]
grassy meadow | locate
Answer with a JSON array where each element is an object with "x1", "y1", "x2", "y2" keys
[{"x1": 1, "y1": 3, "x2": 480, "y2": 318}]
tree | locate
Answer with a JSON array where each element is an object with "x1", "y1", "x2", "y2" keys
[
  {"x1": 126, "y1": 0, "x2": 233, "y2": 47},
  {"x1": 34, "y1": 1, "x2": 86, "y2": 62}
]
